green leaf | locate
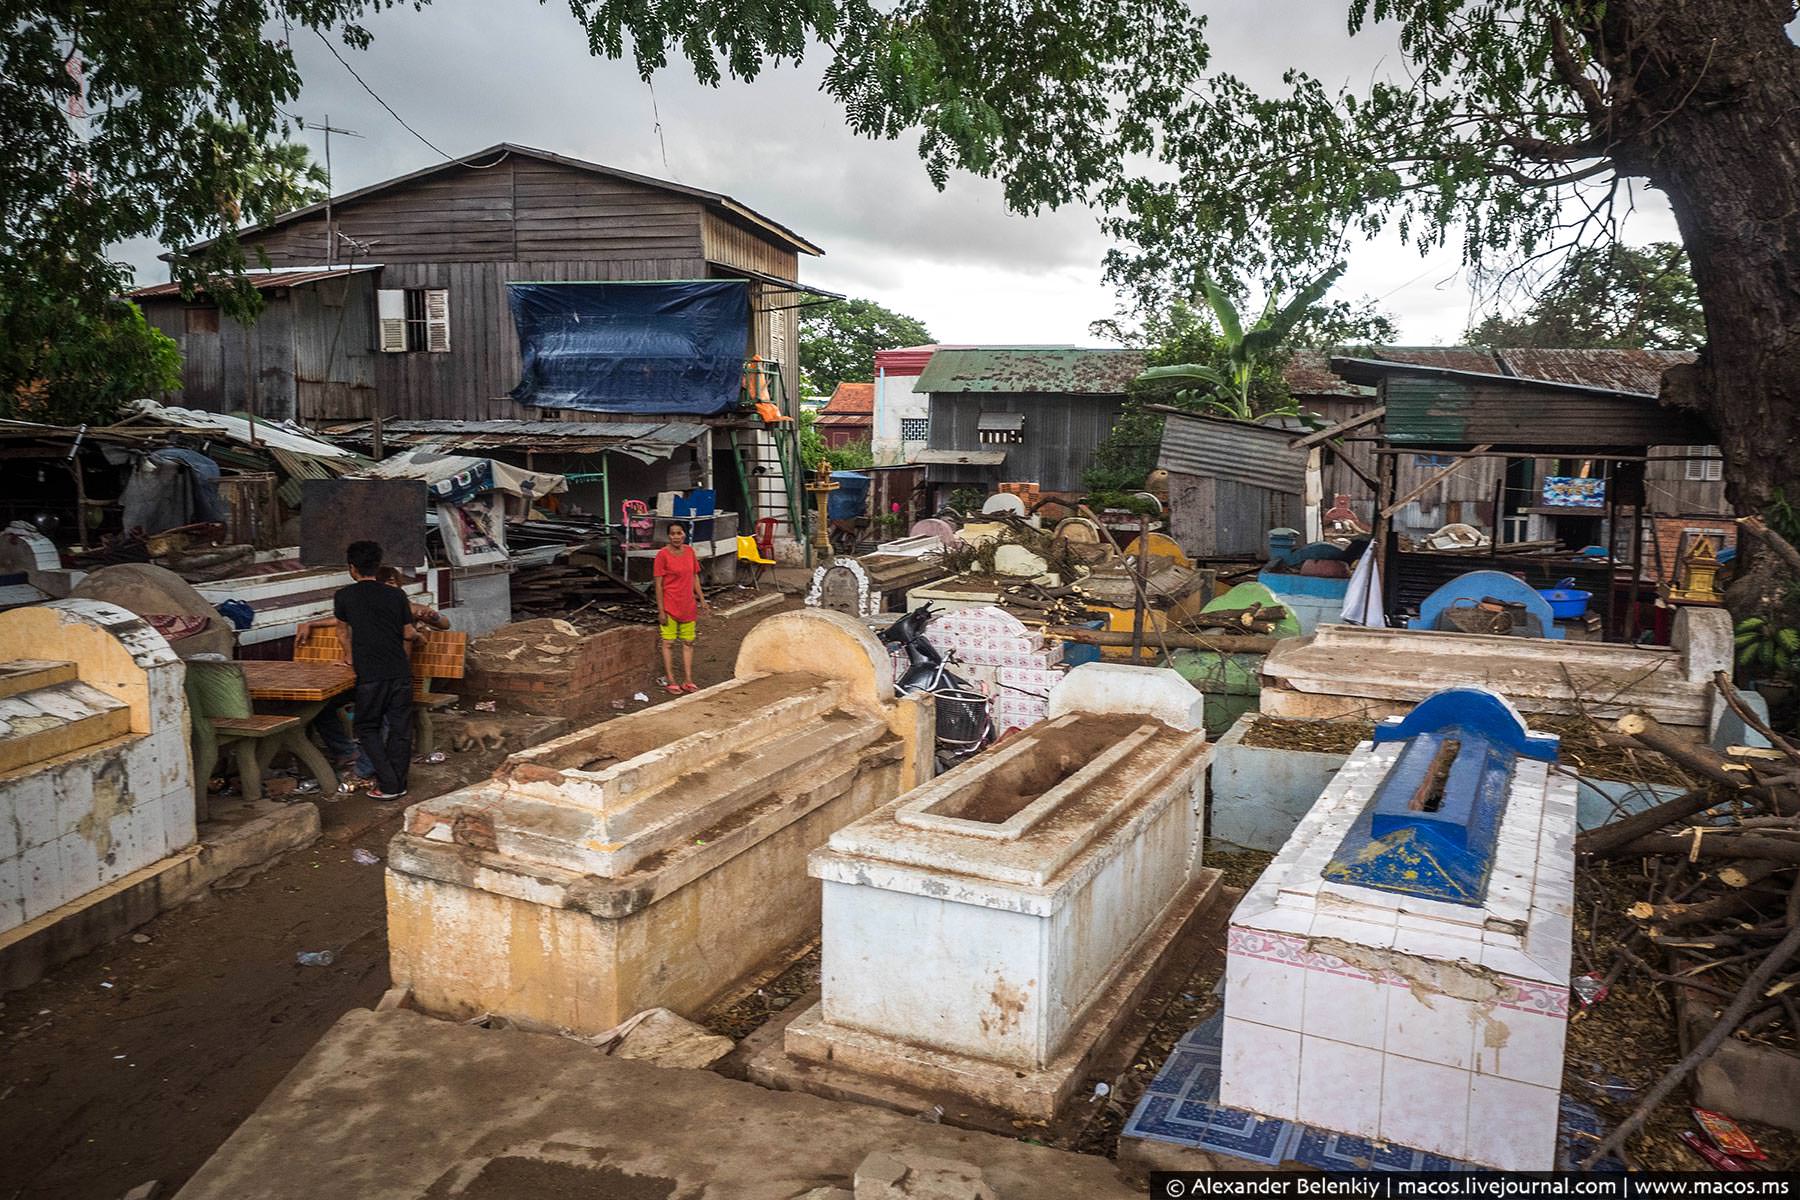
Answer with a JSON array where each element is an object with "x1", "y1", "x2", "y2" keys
[
  {"x1": 1199, "y1": 279, "x2": 1244, "y2": 350},
  {"x1": 1136, "y1": 363, "x2": 1230, "y2": 388}
]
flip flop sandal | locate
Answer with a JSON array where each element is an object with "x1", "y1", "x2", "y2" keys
[
  {"x1": 679, "y1": 683, "x2": 700, "y2": 693},
  {"x1": 665, "y1": 684, "x2": 685, "y2": 696}
]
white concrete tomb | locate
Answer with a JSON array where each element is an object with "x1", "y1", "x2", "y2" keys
[
  {"x1": 781, "y1": 664, "x2": 1218, "y2": 1118},
  {"x1": 1221, "y1": 687, "x2": 1577, "y2": 1170}
]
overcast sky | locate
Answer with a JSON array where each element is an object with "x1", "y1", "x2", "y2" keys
[{"x1": 121, "y1": 0, "x2": 1683, "y2": 347}]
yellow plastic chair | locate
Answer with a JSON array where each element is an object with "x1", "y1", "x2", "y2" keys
[{"x1": 736, "y1": 535, "x2": 777, "y2": 590}]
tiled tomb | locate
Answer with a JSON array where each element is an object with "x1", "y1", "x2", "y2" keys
[
  {"x1": 770, "y1": 663, "x2": 1220, "y2": 1118},
  {"x1": 0, "y1": 600, "x2": 194, "y2": 935},
  {"x1": 386, "y1": 609, "x2": 932, "y2": 1035},
  {"x1": 1221, "y1": 687, "x2": 1576, "y2": 1171}
]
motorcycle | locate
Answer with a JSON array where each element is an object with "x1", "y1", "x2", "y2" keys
[{"x1": 878, "y1": 604, "x2": 994, "y2": 770}]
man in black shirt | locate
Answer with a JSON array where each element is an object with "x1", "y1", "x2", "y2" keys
[{"x1": 333, "y1": 540, "x2": 419, "y2": 800}]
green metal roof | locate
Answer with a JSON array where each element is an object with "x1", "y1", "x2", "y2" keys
[{"x1": 913, "y1": 348, "x2": 1147, "y2": 396}]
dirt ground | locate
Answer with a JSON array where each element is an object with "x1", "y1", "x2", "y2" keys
[{"x1": 0, "y1": 596, "x2": 797, "y2": 1200}]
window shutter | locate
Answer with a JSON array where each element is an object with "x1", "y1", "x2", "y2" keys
[
  {"x1": 769, "y1": 308, "x2": 787, "y2": 366},
  {"x1": 377, "y1": 289, "x2": 407, "y2": 353},
  {"x1": 424, "y1": 289, "x2": 451, "y2": 353},
  {"x1": 1685, "y1": 445, "x2": 1723, "y2": 482}
]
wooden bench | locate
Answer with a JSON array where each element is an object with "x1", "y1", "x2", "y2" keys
[
  {"x1": 185, "y1": 660, "x2": 301, "y2": 817},
  {"x1": 297, "y1": 623, "x2": 469, "y2": 759}
]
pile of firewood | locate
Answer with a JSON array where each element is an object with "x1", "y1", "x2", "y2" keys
[{"x1": 1575, "y1": 674, "x2": 1800, "y2": 1164}]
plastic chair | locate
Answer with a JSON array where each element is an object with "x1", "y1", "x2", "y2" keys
[
  {"x1": 754, "y1": 516, "x2": 780, "y2": 560},
  {"x1": 736, "y1": 535, "x2": 777, "y2": 590},
  {"x1": 621, "y1": 499, "x2": 653, "y2": 548}
]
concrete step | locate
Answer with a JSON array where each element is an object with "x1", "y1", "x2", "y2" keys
[{"x1": 0, "y1": 680, "x2": 131, "y2": 775}]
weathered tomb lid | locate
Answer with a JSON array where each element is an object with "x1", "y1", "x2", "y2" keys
[{"x1": 1323, "y1": 688, "x2": 1558, "y2": 906}]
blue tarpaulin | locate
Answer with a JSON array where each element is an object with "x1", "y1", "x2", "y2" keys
[{"x1": 507, "y1": 281, "x2": 749, "y2": 415}]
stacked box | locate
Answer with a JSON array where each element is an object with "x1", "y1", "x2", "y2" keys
[{"x1": 924, "y1": 606, "x2": 1065, "y2": 733}]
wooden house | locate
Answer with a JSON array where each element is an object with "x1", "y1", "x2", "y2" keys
[{"x1": 129, "y1": 144, "x2": 830, "y2": 544}]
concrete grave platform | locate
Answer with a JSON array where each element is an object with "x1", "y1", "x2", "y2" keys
[
  {"x1": 387, "y1": 609, "x2": 933, "y2": 1035},
  {"x1": 173, "y1": 1007, "x2": 1140, "y2": 1200},
  {"x1": 757, "y1": 664, "x2": 1220, "y2": 1120},
  {"x1": 1261, "y1": 608, "x2": 1733, "y2": 731}
]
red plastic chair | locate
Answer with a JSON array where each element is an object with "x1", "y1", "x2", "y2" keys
[{"x1": 754, "y1": 516, "x2": 780, "y2": 561}]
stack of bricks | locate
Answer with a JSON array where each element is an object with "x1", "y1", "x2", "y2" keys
[
  {"x1": 997, "y1": 481, "x2": 1041, "y2": 512},
  {"x1": 923, "y1": 605, "x2": 1064, "y2": 733},
  {"x1": 458, "y1": 624, "x2": 659, "y2": 718}
]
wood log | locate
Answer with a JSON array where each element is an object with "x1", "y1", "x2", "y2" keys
[
  {"x1": 1609, "y1": 831, "x2": 1800, "y2": 864},
  {"x1": 1615, "y1": 712, "x2": 1798, "y2": 816},
  {"x1": 1629, "y1": 864, "x2": 1785, "y2": 928},
  {"x1": 1576, "y1": 788, "x2": 1720, "y2": 858},
  {"x1": 1583, "y1": 916, "x2": 1800, "y2": 1167},
  {"x1": 1044, "y1": 626, "x2": 1281, "y2": 654},
  {"x1": 1615, "y1": 713, "x2": 1746, "y2": 788}
]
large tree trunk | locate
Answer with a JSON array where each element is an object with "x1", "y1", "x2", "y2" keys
[{"x1": 1589, "y1": 2, "x2": 1800, "y2": 557}]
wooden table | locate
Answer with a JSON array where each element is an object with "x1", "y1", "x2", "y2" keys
[{"x1": 241, "y1": 660, "x2": 354, "y2": 795}]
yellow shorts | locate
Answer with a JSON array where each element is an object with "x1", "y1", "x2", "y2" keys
[{"x1": 659, "y1": 616, "x2": 696, "y2": 642}]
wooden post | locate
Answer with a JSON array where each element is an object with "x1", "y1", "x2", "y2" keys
[
  {"x1": 1131, "y1": 512, "x2": 1149, "y2": 663},
  {"x1": 372, "y1": 410, "x2": 384, "y2": 459}
]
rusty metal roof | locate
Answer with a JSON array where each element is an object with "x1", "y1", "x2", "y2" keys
[
  {"x1": 324, "y1": 419, "x2": 705, "y2": 462},
  {"x1": 1496, "y1": 347, "x2": 1693, "y2": 395},
  {"x1": 127, "y1": 265, "x2": 380, "y2": 300},
  {"x1": 1282, "y1": 350, "x2": 1374, "y2": 398},
  {"x1": 1369, "y1": 346, "x2": 1506, "y2": 374},
  {"x1": 914, "y1": 348, "x2": 1149, "y2": 396}
]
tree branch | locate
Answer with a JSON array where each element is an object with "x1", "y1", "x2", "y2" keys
[{"x1": 1547, "y1": 11, "x2": 1610, "y2": 125}]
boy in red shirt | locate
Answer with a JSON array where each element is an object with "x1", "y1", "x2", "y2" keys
[{"x1": 653, "y1": 521, "x2": 709, "y2": 694}]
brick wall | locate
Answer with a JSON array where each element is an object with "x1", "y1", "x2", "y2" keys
[
  {"x1": 457, "y1": 623, "x2": 659, "y2": 717},
  {"x1": 1645, "y1": 517, "x2": 1735, "y2": 584}
]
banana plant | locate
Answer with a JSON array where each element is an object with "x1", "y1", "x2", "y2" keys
[
  {"x1": 1134, "y1": 263, "x2": 1347, "y2": 422},
  {"x1": 1735, "y1": 614, "x2": 1800, "y2": 678}
]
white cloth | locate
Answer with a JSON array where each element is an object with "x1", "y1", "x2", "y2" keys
[{"x1": 1340, "y1": 550, "x2": 1387, "y2": 627}]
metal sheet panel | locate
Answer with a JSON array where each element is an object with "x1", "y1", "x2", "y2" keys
[{"x1": 1156, "y1": 411, "x2": 1308, "y2": 492}]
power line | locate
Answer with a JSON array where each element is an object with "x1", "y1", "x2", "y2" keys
[{"x1": 312, "y1": 28, "x2": 505, "y2": 169}]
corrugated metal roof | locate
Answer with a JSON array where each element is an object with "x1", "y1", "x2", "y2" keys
[
  {"x1": 914, "y1": 348, "x2": 1148, "y2": 396},
  {"x1": 127, "y1": 265, "x2": 380, "y2": 300},
  {"x1": 1282, "y1": 350, "x2": 1374, "y2": 399},
  {"x1": 1157, "y1": 411, "x2": 1307, "y2": 493},
  {"x1": 1496, "y1": 347, "x2": 1693, "y2": 395},
  {"x1": 1369, "y1": 346, "x2": 1505, "y2": 374},
  {"x1": 1329, "y1": 356, "x2": 1659, "y2": 399},
  {"x1": 326, "y1": 419, "x2": 706, "y2": 463},
  {"x1": 127, "y1": 400, "x2": 356, "y2": 457}
]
